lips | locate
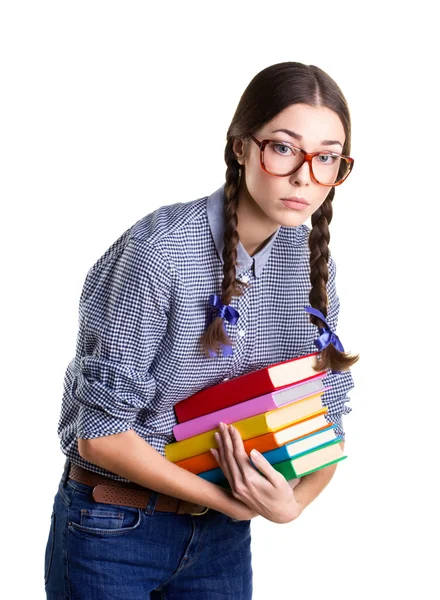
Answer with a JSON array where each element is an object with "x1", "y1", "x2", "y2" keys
[{"x1": 281, "y1": 196, "x2": 309, "y2": 205}]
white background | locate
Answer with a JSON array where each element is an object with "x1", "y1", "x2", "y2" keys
[{"x1": 1, "y1": 1, "x2": 439, "y2": 598}]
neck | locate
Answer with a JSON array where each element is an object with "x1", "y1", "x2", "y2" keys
[{"x1": 235, "y1": 184, "x2": 279, "y2": 257}]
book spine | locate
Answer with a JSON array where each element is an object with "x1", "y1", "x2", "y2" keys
[
  {"x1": 272, "y1": 459, "x2": 299, "y2": 480},
  {"x1": 166, "y1": 412, "x2": 271, "y2": 462},
  {"x1": 261, "y1": 444, "x2": 291, "y2": 465},
  {"x1": 174, "y1": 369, "x2": 272, "y2": 423},
  {"x1": 172, "y1": 390, "x2": 277, "y2": 441},
  {"x1": 198, "y1": 467, "x2": 225, "y2": 484},
  {"x1": 175, "y1": 452, "x2": 217, "y2": 474},
  {"x1": 165, "y1": 429, "x2": 218, "y2": 462}
]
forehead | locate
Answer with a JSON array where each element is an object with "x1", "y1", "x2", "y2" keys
[{"x1": 260, "y1": 103, "x2": 346, "y2": 146}]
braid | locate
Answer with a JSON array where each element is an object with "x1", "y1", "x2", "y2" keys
[
  {"x1": 200, "y1": 153, "x2": 249, "y2": 358},
  {"x1": 308, "y1": 189, "x2": 359, "y2": 371}
]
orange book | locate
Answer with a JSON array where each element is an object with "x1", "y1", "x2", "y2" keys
[{"x1": 174, "y1": 407, "x2": 329, "y2": 474}]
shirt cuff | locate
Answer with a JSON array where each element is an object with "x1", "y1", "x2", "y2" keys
[{"x1": 76, "y1": 404, "x2": 135, "y2": 440}]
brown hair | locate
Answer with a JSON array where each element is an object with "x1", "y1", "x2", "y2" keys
[{"x1": 200, "y1": 61, "x2": 359, "y2": 372}]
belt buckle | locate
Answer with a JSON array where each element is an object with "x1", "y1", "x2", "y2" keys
[{"x1": 189, "y1": 506, "x2": 210, "y2": 516}]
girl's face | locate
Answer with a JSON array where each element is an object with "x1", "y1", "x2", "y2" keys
[{"x1": 233, "y1": 103, "x2": 347, "y2": 229}]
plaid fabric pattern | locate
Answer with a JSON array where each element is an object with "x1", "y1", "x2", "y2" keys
[{"x1": 58, "y1": 183, "x2": 355, "y2": 481}]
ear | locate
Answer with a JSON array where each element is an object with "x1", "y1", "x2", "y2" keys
[{"x1": 232, "y1": 138, "x2": 247, "y2": 165}]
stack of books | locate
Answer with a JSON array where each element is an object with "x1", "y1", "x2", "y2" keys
[{"x1": 165, "y1": 352, "x2": 346, "y2": 485}]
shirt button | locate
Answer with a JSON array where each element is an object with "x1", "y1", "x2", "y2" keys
[{"x1": 238, "y1": 329, "x2": 246, "y2": 337}]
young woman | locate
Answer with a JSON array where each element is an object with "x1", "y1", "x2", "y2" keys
[{"x1": 44, "y1": 61, "x2": 359, "y2": 599}]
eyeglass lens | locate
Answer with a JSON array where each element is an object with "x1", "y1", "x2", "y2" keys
[{"x1": 264, "y1": 142, "x2": 350, "y2": 184}]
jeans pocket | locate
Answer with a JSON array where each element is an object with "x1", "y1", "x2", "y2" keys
[
  {"x1": 68, "y1": 486, "x2": 143, "y2": 537},
  {"x1": 227, "y1": 516, "x2": 251, "y2": 524},
  {"x1": 44, "y1": 511, "x2": 56, "y2": 585}
]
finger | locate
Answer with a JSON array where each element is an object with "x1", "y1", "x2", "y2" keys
[
  {"x1": 211, "y1": 442, "x2": 233, "y2": 489},
  {"x1": 210, "y1": 447, "x2": 219, "y2": 463},
  {"x1": 248, "y1": 448, "x2": 285, "y2": 487},
  {"x1": 219, "y1": 422, "x2": 244, "y2": 488},
  {"x1": 230, "y1": 427, "x2": 273, "y2": 494},
  {"x1": 228, "y1": 425, "x2": 254, "y2": 478},
  {"x1": 214, "y1": 430, "x2": 232, "y2": 481},
  {"x1": 214, "y1": 429, "x2": 225, "y2": 462}
]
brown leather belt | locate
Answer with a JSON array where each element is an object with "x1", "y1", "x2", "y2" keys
[{"x1": 68, "y1": 462, "x2": 209, "y2": 516}]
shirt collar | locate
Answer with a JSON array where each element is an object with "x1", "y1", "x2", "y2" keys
[{"x1": 206, "y1": 183, "x2": 280, "y2": 278}]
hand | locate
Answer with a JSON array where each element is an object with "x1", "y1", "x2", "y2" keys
[{"x1": 211, "y1": 422, "x2": 303, "y2": 524}]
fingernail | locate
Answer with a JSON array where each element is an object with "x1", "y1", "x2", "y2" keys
[
  {"x1": 229, "y1": 425, "x2": 234, "y2": 434},
  {"x1": 214, "y1": 432, "x2": 220, "y2": 440}
]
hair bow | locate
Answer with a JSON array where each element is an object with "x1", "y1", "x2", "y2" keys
[
  {"x1": 304, "y1": 306, "x2": 345, "y2": 353},
  {"x1": 206, "y1": 294, "x2": 240, "y2": 357}
]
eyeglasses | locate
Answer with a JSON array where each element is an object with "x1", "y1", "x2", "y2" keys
[{"x1": 249, "y1": 135, "x2": 354, "y2": 187}]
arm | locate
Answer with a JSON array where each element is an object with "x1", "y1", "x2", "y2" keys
[
  {"x1": 79, "y1": 431, "x2": 256, "y2": 520},
  {"x1": 73, "y1": 238, "x2": 254, "y2": 520}
]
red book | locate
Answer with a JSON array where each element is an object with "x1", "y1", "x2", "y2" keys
[{"x1": 174, "y1": 351, "x2": 325, "y2": 423}]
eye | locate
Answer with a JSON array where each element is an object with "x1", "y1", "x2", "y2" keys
[
  {"x1": 317, "y1": 153, "x2": 338, "y2": 165},
  {"x1": 273, "y1": 143, "x2": 295, "y2": 156}
]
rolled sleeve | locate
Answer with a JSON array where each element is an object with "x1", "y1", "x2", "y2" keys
[
  {"x1": 71, "y1": 237, "x2": 171, "y2": 440},
  {"x1": 319, "y1": 252, "x2": 355, "y2": 441}
]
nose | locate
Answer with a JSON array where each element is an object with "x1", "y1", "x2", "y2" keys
[{"x1": 288, "y1": 159, "x2": 311, "y2": 186}]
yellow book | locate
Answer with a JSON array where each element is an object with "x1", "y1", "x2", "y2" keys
[{"x1": 165, "y1": 391, "x2": 325, "y2": 462}]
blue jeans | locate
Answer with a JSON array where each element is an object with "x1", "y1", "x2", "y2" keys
[{"x1": 44, "y1": 460, "x2": 253, "y2": 599}]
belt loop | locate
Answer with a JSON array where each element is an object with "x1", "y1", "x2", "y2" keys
[
  {"x1": 61, "y1": 458, "x2": 71, "y2": 487},
  {"x1": 145, "y1": 490, "x2": 159, "y2": 515}
]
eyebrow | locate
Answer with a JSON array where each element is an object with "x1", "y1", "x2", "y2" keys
[{"x1": 271, "y1": 128, "x2": 343, "y2": 148}]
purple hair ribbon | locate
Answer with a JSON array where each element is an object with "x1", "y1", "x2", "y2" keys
[
  {"x1": 304, "y1": 306, "x2": 345, "y2": 353},
  {"x1": 304, "y1": 307, "x2": 346, "y2": 374},
  {"x1": 206, "y1": 294, "x2": 240, "y2": 357}
]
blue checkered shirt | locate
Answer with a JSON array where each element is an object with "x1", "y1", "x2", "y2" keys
[{"x1": 57, "y1": 183, "x2": 355, "y2": 481}]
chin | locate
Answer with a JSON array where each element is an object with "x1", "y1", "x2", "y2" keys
[
  {"x1": 286, "y1": 218, "x2": 308, "y2": 228},
  {"x1": 276, "y1": 212, "x2": 310, "y2": 228}
]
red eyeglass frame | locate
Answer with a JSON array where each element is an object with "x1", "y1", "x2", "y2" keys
[{"x1": 249, "y1": 134, "x2": 354, "y2": 187}]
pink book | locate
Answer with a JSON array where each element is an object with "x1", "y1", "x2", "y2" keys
[{"x1": 172, "y1": 375, "x2": 330, "y2": 441}]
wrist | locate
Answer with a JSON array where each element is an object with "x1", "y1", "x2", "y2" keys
[{"x1": 211, "y1": 486, "x2": 249, "y2": 519}]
